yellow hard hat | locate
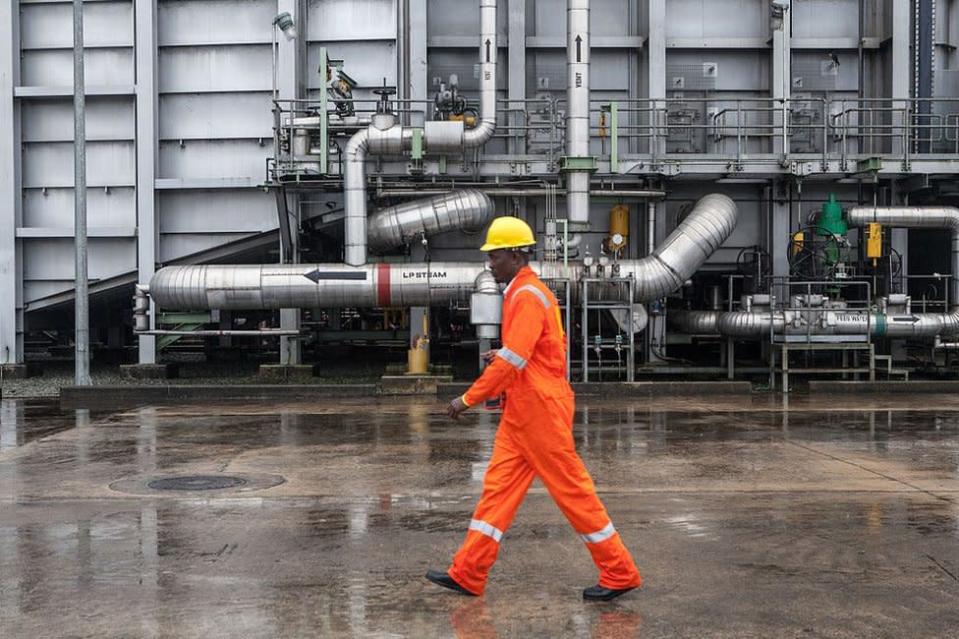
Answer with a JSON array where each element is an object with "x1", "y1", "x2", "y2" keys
[{"x1": 479, "y1": 216, "x2": 536, "y2": 252}]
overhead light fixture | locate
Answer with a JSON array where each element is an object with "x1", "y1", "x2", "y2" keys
[{"x1": 273, "y1": 12, "x2": 297, "y2": 40}]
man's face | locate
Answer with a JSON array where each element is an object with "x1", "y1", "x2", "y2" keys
[{"x1": 486, "y1": 249, "x2": 522, "y2": 283}]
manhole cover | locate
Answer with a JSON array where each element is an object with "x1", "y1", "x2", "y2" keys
[
  {"x1": 147, "y1": 475, "x2": 248, "y2": 491},
  {"x1": 110, "y1": 472, "x2": 285, "y2": 495}
]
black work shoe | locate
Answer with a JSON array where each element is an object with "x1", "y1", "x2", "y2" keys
[
  {"x1": 425, "y1": 569, "x2": 478, "y2": 596},
  {"x1": 582, "y1": 584, "x2": 638, "y2": 602}
]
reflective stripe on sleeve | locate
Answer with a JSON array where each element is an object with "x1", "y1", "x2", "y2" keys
[
  {"x1": 496, "y1": 347, "x2": 528, "y2": 370},
  {"x1": 515, "y1": 284, "x2": 550, "y2": 309},
  {"x1": 469, "y1": 519, "x2": 504, "y2": 543},
  {"x1": 580, "y1": 522, "x2": 616, "y2": 544}
]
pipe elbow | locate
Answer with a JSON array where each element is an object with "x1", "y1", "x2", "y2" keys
[
  {"x1": 344, "y1": 127, "x2": 369, "y2": 161},
  {"x1": 462, "y1": 120, "x2": 495, "y2": 147}
]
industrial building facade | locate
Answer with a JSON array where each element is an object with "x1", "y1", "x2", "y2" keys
[{"x1": 2, "y1": 0, "x2": 958, "y2": 385}]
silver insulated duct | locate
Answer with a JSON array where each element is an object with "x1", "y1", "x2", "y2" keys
[
  {"x1": 368, "y1": 190, "x2": 494, "y2": 254},
  {"x1": 847, "y1": 206, "x2": 959, "y2": 305},
  {"x1": 343, "y1": 0, "x2": 498, "y2": 265},
  {"x1": 565, "y1": 0, "x2": 590, "y2": 231},
  {"x1": 848, "y1": 205, "x2": 959, "y2": 336},
  {"x1": 149, "y1": 194, "x2": 738, "y2": 310}
]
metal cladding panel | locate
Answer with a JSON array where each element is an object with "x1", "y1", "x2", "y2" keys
[
  {"x1": 792, "y1": 0, "x2": 861, "y2": 39},
  {"x1": 427, "y1": 0, "x2": 506, "y2": 37},
  {"x1": 21, "y1": 50, "x2": 135, "y2": 86},
  {"x1": 309, "y1": 0, "x2": 396, "y2": 40},
  {"x1": 22, "y1": 141, "x2": 135, "y2": 188},
  {"x1": 585, "y1": 0, "x2": 634, "y2": 37},
  {"x1": 159, "y1": 93, "x2": 272, "y2": 140},
  {"x1": 665, "y1": 52, "x2": 769, "y2": 92},
  {"x1": 23, "y1": 187, "x2": 136, "y2": 228},
  {"x1": 159, "y1": 190, "x2": 276, "y2": 234},
  {"x1": 307, "y1": 42, "x2": 397, "y2": 91},
  {"x1": 158, "y1": 140, "x2": 269, "y2": 179},
  {"x1": 19, "y1": 2, "x2": 133, "y2": 48},
  {"x1": 792, "y1": 52, "x2": 860, "y2": 92},
  {"x1": 157, "y1": 0, "x2": 274, "y2": 45},
  {"x1": 666, "y1": 0, "x2": 767, "y2": 39},
  {"x1": 158, "y1": 234, "x2": 261, "y2": 263},
  {"x1": 158, "y1": 45, "x2": 272, "y2": 93},
  {"x1": 590, "y1": 51, "x2": 632, "y2": 90},
  {"x1": 21, "y1": 97, "x2": 135, "y2": 143},
  {"x1": 23, "y1": 238, "x2": 135, "y2": 282}
]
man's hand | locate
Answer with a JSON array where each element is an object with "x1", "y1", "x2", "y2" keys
[
  {"x1": 447, "y1": 396, "x2": 469, "y2": 420},
  {"x1": 481, "y1": 349, "x2": 499, "y2": 365}
]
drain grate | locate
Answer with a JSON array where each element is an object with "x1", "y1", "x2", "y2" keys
[{"x1": 147, "y1": 475, "x2": 248, "y2": 491}]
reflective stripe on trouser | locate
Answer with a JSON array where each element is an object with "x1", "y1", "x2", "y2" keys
[{"x1": 448, "y1": 395, "x2": 641, "y2": 594}]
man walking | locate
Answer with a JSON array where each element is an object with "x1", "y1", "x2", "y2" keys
[{"x1": 426, "y1": 216, "x2": 642, "y2": 601}]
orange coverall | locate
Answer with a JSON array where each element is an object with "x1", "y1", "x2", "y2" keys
[{"x1": 448, "y1": 266, "x2": 641, "y2": 595}]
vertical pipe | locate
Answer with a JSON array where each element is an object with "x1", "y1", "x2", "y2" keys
[
  {"x1": 566, "y1": 0, "x2": 590, "y2": 231},
  {"x1": 646, "y1": 199, "x2": 656, "y2": 256},
  {"x1": 462, "y1": 0, "x2": 498, "y2": 146},
  {"x1": 74, "y1": 0, "x2": 90, "y2": 385}
]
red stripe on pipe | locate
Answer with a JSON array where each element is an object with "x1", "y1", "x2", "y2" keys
[{"x1": 377, "y1": 263, "x2": 391, "y2": 306}]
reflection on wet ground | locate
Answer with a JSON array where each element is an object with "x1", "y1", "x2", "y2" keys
[{"x1": 1, "y1": 395, "x2": 959, "y2": 638}]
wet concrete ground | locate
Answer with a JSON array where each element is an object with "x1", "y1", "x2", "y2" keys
[{"x1": 1, "y1": 395, "x2": 958, "y2": 638}]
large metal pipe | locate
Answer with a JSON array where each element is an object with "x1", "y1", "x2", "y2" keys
[
  {"x1": 566, "y1": 0, "x2": 590, "y2": 231},
  {"x1": 625, "y1": 193, "x2": 737, "y2": 300},
  {"x1": 150, "y1": 194, "x2": 738, "y2": 310},
  {"x1": 847, "y1": 205, "x2": 959, "y2": 305},
  {"x1": 368, "y1": 189, "x2": 494, "y2": 254},
  {"x1": 342, "y1": 0, "x2": 498, "y2": 265}
]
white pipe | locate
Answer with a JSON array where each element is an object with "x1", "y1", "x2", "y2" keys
[
  {"x1": 462, "y1": 0, "x2": 497, "y2": 146},
  {"x1": 566, "y1": 0, "x2": 590, "y2": 231}
]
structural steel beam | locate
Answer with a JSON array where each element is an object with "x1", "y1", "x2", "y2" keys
[
  {"x1": 135, "y1": 0, "x2": 158, "y2": 364},
  {"x1": 0, "y1": 0, "x2": 23, "y2": 364}
]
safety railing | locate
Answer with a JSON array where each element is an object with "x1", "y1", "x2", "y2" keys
[{"x1": 269, "y1": 95, "x2": 959, "y2": 182}]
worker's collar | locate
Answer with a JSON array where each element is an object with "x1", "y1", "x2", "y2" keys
[{"x1": 503, "y1": 266, "x2": 534, "y2": 297}]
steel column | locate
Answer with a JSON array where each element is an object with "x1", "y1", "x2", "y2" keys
[
  {"x1": 74, "y1": 0, "x2": 90, "y2": 385},
  {"x1": 891, "y1": 0, "x2": 911, "y2": 157},
  {"x1": 0, "y1": 0, "x2": 22, "y2": 366},
  {"x1": 135, "y1": 0, "x2": 158, "y2": 364},
  {"x1": 277, "y1": 0, "x2": 307, "y2": 365},
  {"x1": 409, "y1": 0, "x2": 428, "y2": 127},
  {"x1": 771, "y1": 0, "x2": 791, "y2": 156},
  {"x1": 647, "y1": 0, "x2": 665, "y2": 157}
]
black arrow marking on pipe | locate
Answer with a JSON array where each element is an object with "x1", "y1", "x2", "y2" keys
[
  {"x1": 891, "y1": 316, "x2": 921, "y2": 323},
  {"x1": 485, "y1": 39, "x2": 491, "y2": 62},
  {"x1": 575, "y1": 35, "x2": 583, "y2": 62},
  {"x1": 304, "y1": 270, "x2": 367, "y2": 283}
]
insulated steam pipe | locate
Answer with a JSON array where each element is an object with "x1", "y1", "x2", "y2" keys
[
  {"x1": 368, "y1": 190, "x2": 494, "y2": 254},
  {"x1": 566, "y1": 0, "x2": 591, "y2": 231},
  {"x1": 149, "y1": 194, "x2": 738, "y2": 310},
  {"x1": 343, "y1": 128, "x2": 370, "y2": 265}
]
